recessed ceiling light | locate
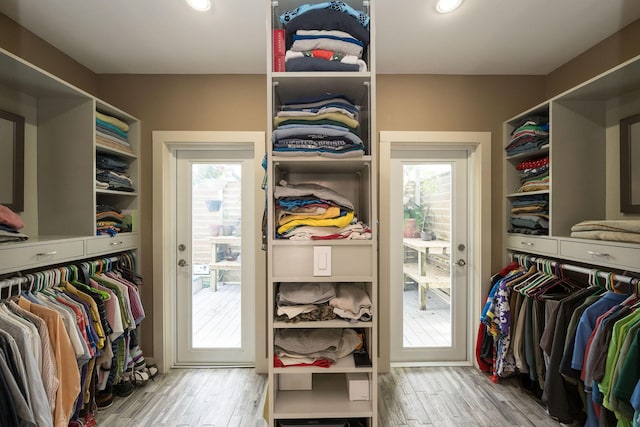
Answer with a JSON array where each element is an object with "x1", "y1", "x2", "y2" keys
[
  {"x1": 436, "y1": 0, "x2": 463, "y2": 13},
  {"x1": 186, "y1": 0, "x2": 211, "y2": 12}
]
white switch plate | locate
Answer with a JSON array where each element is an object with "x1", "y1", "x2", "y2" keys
[{"x1": 313, "y1": 246, "x2": 331, "y2": 276}]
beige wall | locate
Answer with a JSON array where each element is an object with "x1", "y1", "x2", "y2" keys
[
  {"x1": 0, "y1": 13, "x2": 97, "y2": 95},
  {"x1": 95, "y1": 74, "x2": 267, "y2": 357},
  {"x1": 377, "y1": 74, "x2": 546, "y2": 274},
  {"x1": 546, "y1": 18, "x2": 640, "y2": 98},
  {"x1": 2, "y1": 12, "x2": 640, "y2": 362}
]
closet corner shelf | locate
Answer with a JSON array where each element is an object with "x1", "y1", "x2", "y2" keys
[
  {"x1": 96, "y1": 189, "x2": 138, "y2": 196},
  {"x1": 273, "y1": 319, "x2": 373, "y2": 329},
  {"x1": 271, "y1": 239, "x2": 373, "y2": 247},
  {"x1": 274, "y1": 354, "x2": 372, "y2": 374},
  {"x1": 273, "y1": 374, "x2": 373, "y2": 419},
  {"x1": 96, "y1": 142, "x2": 137, "y2": 159},
  {"x1": 272, "y1": 157, "x2": 372, "y2": 173},
  {"x1": 505, "y1": 145, "x2": 550, "y2": 161},
  {"x1": 506, "y1": 190, "x2": 549, "y2": 198},
  {"x1": 271, "y1": 71, "x2": 371, "y2": 79}
]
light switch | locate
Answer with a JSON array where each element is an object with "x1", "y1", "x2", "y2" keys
[{"x1": 313, "y1": 246, "x2": 332, "y2": 276}]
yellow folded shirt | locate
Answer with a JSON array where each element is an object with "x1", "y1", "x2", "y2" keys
[
  {"x1": 278, "y1": 206, "x2": 341, "y2": 226},
  {"x1": 278, "y1": 210, "x2": 354, "y2": 235}
]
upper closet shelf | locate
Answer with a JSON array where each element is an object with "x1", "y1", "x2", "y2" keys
[
  {"x1": 506, "y1": 145, "x2": 549, "y2": 161},
  {"x1": 506, "y1": 190, "x2": 549, "y2": 198},
  {"x1": 96, "y1": 142, "x2": 137, "y2": 159},
  {"x1": 272, "y1": 75, "x2": 371, "y2": 102},
  {"x1": 557, "y1": 55, "x2": 640, "y2": 101},
  {"x1": 0, "y1": 48, "x2": 89, "y2": 99}
]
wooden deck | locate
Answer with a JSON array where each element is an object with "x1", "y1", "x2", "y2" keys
[
  {"x1": 192, "y1": 280, "x2": 242, "y2": 348},
  {"x1": 403, "y1": 283, "x2": 452, "y2": 348}
]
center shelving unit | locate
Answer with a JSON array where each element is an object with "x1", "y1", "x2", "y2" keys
[{"x1": 266, "y1": 1, "x2": 378, "y2": 426}]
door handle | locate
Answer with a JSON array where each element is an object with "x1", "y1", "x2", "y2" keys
[
  {"x1": 178, "y1": 259, "x2": 189, "y2": 267},
  {"x1": 452, "y1": 259, "x2": 466, "y2": 267}
]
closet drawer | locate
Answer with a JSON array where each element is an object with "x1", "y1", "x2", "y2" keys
[
  {"x1": 85, "y1": 233, "x2": 138, "y2": 256},
  {"x1": 505, "y1": 235, "x2": 558, "y2": 256},
  {"x1": 272, "y1": 244, "x2": 374, "y2": 279},
  {"x1": 0, "y1": 239, "x2": 85, "y2": 274},
  {"x1": 559, "y1": 240, "x2": 640, "y2": 272}
]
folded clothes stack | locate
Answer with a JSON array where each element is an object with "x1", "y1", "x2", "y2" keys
[
  {"x1": 274, "y1": 180, "x2": 370, "y2": 240},
  {"x1": 0, "y1": 204, "x2": 28, "y2": 242}
]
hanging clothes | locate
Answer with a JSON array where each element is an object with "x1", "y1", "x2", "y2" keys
[
  {"x1": 0, "y1": 251, "x2": 149, "y2": 427},
  {"x1": 478, "y1": 253, "x2": 640, "y2": 426}
]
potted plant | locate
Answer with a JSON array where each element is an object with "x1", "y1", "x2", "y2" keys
[{"x1": 403, "y1": 199, "x2": 423, "y2": 238}]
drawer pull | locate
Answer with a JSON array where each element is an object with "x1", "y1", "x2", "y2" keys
[
  {"x1": 110, "y1": 241, "x2": 125, "y2": 246},
  {"x1": 587, "y1": 250, "x2": 610, "y2": 257},
  {"x1": 520, "y1": 241, "x2": 534, "y2": 246},
  {"x1": 36, "y1": 251, "x2": 57, "y2": 256}
]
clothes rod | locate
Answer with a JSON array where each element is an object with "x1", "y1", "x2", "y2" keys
[
  {"x1": 509, "y1": 252, "x2": 637, "y2": 285},
  {"x1": 0, "y1": 276, "x2": 28, "y2": 291}
]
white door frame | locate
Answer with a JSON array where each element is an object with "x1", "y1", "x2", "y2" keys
[
  {"x1": 378, "y1": 131, "x2": 491, "y2": 370},
  {"x1": 152, "y1": 131, "x2": 266, "y2": 373}
]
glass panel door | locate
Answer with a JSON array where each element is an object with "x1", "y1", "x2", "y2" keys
[
  {"x1": 390, "y1": 150, "x2": 468, "y2": 363},
  {"x1": 175, "y1": 150, "x2": 255, "y2": 365}
]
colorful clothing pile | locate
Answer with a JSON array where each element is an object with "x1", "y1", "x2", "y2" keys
[
  {"x1": 96, "y1": 111, "x2": 130, "y2": 150},
  {"x1": 280, "y1": 1, "x2": 370, "y2": 72},
  {"x1": 505, "y1": 116, "x2": 549, "y2": 157},
  {"x1": 508, "y1": 194, "x2": 549, "y2": 235},
  {"x1": 274, "y1": 180, "x2": 370, "y2": 240},
  {"x1": 272, "y1": 93, "x2": 365, "y2": 157},
  {"x1": 517, "y1": 156, "x2": 549, "y2": 193},
  {"x1": 96, "y1": 204, "x2": 131, "y2": 236}
]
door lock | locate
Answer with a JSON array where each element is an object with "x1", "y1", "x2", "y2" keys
[
  {"x1": 453, "y1": 259, "x2": 466, "y2": 267},
  {"x1": 178, "y1": 259, "x2": 189, "y2": 267}
]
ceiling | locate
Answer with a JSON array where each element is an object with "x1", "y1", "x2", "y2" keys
[{"x1": 1, "y1": 0, "x2": 640, "y2": 75}]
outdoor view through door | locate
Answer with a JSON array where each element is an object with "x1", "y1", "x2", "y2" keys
[
  {"x1": 390, "y1": 150, "x2": 468, "y2": 363},
  {"x1": 190, "y1": 163, "x2": 242, "y2": 349},
  {"x1": 174, "y1": 142, "x2": 257, "y2": 367},
  {"x1": 402, "y1": 164, "x2": 452, "y2": 348}
]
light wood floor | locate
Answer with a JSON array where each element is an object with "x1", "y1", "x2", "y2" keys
[{"x1": 95, "y1": 367, "x2": 560, "y2": 427}]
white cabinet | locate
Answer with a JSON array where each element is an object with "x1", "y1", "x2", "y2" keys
[
  {"x1": 0, "y1": 47, "x2": 140, "y2": 275},
  {"x1": 504, "y1": 54, "x2": 640, "y2": 272},
  {"x1": 266, "y1": 1, "x2": 377, "y2": 425}
]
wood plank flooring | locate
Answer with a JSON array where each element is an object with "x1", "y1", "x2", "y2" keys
[
  {"x1": 95, "y1": 367, "x2": 560, "y2": 426},
  {"x1": 94, "y1": 368, "x2": 267, "y2": 427}
]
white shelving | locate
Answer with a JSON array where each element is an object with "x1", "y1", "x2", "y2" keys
[
  {"x1": 0, "y1": 47, "x2": 140, "y2": 275},
  {"x1": 503, "y1": 53, "x2": 640, "y2": 272},
  {"x1": 266, "y1": 1, "x2": 377, "y2": 425}
]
